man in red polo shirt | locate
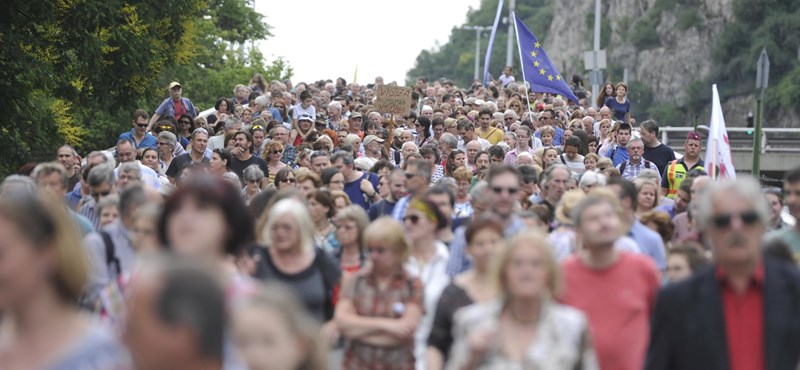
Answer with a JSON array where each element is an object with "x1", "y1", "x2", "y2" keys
[{"x1": 646, "y1": 177, "x2": 800, "y2": 370}]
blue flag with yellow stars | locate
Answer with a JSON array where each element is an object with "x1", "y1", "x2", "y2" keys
[{"x1": 514, "y1": 14, "x2": 579, "y2": 103}]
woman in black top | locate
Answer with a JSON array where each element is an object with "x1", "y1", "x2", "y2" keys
[{"x1": 426, "y1": 214, "x2": 505, "y2": 370}]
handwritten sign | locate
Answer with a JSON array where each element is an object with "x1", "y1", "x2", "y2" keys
[{"x1": 374, "y1": 84, "x2": 413, "y2": 116}]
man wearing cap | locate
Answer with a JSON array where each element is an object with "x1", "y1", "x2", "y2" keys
[
  {"x1": 348, "y1": 112, "x2": 364, "y2": 134},
  {"x1": 120, "y1": 109, "x2": 158, "y2": 150},
  {"x1": 363, "y1": 135, "x2": 384, "y2": 161},
  {"x1": 148, "y1": 82, "x2": 197, "y2": 131},
  {"x1": 661, "y1": 131, "x2": 705, "y2": 199}
]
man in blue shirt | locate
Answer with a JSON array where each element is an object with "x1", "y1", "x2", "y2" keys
[
  {"x1": 534, "y1": 109, "x2": 565, "y2": 146},
  {"x1": 605, "y1": 122, "x2": 632, "y2": 167},
  {"x1": 119, "y1": 109, "x2": 158, "y2": 149},
  {"x1": 331, "y1": 151, "x2": 379, "y2": 210},
  {"x1": 607, "y1": 177, "x2": 666, "y2": 271}
]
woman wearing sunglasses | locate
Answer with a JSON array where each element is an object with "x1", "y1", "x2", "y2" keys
[
  {"x1": 273, "y1": 167, "x2": 296, "y2": 190},
  {"x1": 263, "y1": 141, "x2": 287, "y2": 184},
  {"x1": 335, "y1": 217, "x2": 423, "y2": 370},
  {"x1": 403, "y1": 197, "x2": 451, "y2": 370}
]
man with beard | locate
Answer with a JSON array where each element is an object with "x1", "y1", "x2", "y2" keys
[
  {"x1": 538, "y1": 164, "x2": 571, "y2": 224},
  {"x1": 367, "y1": 168, "x2": 407, "y2": 221},
  {"x1": 646, "y1": 178, "x2": 800, "y2": 370},
  {"x1": 229, "y1": 131, "x2": 268, "y2": 180},
  {"x1": 616, "y1": 138, "x2": 660, "y2": 182}
]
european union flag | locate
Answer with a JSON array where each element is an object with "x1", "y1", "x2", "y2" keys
[{"x1": 514, "y1": 14, "x2": 579, "y2": 103}]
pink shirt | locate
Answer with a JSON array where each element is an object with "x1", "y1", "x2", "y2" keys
[{"x1": 559, "y1": 252, "x2": 659, "y2": 370}]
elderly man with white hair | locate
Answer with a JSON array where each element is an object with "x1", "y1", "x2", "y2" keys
[
  {"x1": 503, "y1": 109, "x2": 518, "y2": 130},
  {"x1": 401, "y1": 141, "x2": 419, "y2": 166}
]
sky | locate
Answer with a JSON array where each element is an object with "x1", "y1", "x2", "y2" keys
[{"x1": 254, "y1": 0, "x2": 482, "y2": 86}]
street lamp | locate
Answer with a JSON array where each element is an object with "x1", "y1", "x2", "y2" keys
[{"x1": 462, "y1": 25, "x2": 493, "y2": 81}]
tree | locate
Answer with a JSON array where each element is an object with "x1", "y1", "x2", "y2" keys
[{"x1": 0, "y1": 0, "x2": 290, "y2": 177}]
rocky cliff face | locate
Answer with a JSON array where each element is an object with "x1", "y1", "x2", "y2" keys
[{"x1": 544, "y1": 0, "x2": 734, "y2": 106}]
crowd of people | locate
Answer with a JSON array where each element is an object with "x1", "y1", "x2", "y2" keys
[{"x1": 1, "y1": 72, "x2": 800, "y2": 370}]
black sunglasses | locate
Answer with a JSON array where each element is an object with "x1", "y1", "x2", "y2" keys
[
  {"x1": 137, "y1": 124, "x2": 148, "y2": 128},
  {"x1": 280, "y1": 177, "x2": 296, "y2": 183},
  {"x1": 272, "y1": 150, "x2": 283, "y2": 154},
  {"x1": 91, "y1": 190, "x2": 112, "y2": 199},
  {"x1": 403, "y1": 215, "x2": 420, "y2": 224},
  {"x1": 712, "y1": 211, "x2": 759, "y2": 228},
  {"x1": 492, "y1": 186, "x2": 519, "y2": 195}
]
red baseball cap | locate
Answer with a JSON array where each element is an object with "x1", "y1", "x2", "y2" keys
[{"x1": 686, "y1": 131, "x2": 701, "y2": 141}]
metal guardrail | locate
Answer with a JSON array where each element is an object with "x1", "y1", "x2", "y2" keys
[{"x1": 659, "y1": 125, "x2": 800, "y2": 153}]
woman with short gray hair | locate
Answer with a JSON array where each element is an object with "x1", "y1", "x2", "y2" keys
[
  {"x1": 241, "y1": 165, "x2": 266, "y2": 205},
  {"x1": 157, "y1": 131, "x2": 180, "y2": 173}
]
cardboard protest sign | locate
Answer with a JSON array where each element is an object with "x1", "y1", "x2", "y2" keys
[{"x1": 374, "y1": 84, "x2": 413, "y2": 116}]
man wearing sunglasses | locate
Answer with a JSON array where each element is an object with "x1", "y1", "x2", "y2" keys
[
  {"x1": 447, "y1": 166, "x2": 525, "y2": 276},
  {"x1": 647, "y1": 177, "x2": 800, "y2": 370},
  {"x1": 119, "y1": 109, "x2": 158, "y2": 150}
]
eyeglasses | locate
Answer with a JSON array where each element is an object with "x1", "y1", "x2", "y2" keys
[
  {"x1": 91, "y1": 190, "x2": 112, "y2": 199},
  {"x1": 403, "y1": 215, "x2": 421, "y2": 224},
  {"x1": 157, "y1": 142, "x2": 171, "y2": 146},
  {"x1": 505, "y1": 117, "x2": 515, "y2": 121},
  {"x1": 492, "y1": 186, "x2": 519, "y2": 195},
  {"x1": 272, "y1": 150, "x2": 283, "y2": 155},
  {"x1": 280, "y1": 177, "x2": 296, "y2": 183},
  {"x1": 712, "y1": 211, "x2": 759, "y2": 229},
  {"x1": 510, "y1": 104, "x2": 520, "y2": 108}
]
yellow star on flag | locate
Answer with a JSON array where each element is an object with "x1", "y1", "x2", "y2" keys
[
  {"x1": 556, "y1": 75, "x2": 562, "y2": 81},
  {"x1": 539, "y1": 68, "x2": 545, "y2": 75},
  {"x1": 534, "y1": 41, "x2": 541, "y2": 48},
  {"x1": 533, "y1": 61, "x2": 540, "y2": 67},
  {"x1": 547, "y1": 74, "x2": 554, "y2": 81},
  {"x1": 530, "y1": 50, "x2": 538, "y2": 58}
]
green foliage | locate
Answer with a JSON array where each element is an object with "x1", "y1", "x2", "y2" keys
[
  {"x1": 676, "y1": 10, "x2": 702, "y2": 30},
  {"x1": 0, "y1": 0, "x2": 284, "y2": 176},
  {"x1": 711, "y1": 0, "x2": 800, "y2": 116},
  {"x1": 407, "y1": 0, "x2": 553, "y2": 87},
  {"x1": 629, "y1": 17, "x2": 661, "y2": 50},
  {"x1": 647, "y1": 104, "x2": 686, "y2": 127}
]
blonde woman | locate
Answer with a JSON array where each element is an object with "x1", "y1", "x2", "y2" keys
[
  {"x1": 262, "y1": 141, "x2": 287, "y2": 184},
  {"x1": 0, "y1": 194, "x2": 130, "y2": 369},
  {"x1": 335, "y1": 217, "x2": 423, "y2": 370},
  {"x1": 634, "y1": 178, "x2": 660, "y2": 219},
  {"x1": 254, "y1": 199, "x2": 341, "y2": 335},
  {"x1": 447, "y1": 230, "x2": 598, "y2": 370}
]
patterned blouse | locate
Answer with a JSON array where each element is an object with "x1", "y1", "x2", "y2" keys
[
  {"x1": 341, "y1": 268, "x2": 424, "y2": 370},
  {"x1": 447, "y1": 299, "x2": 599, "y2": 370}
]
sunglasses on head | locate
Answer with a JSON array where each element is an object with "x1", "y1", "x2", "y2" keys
[
  {"x1": 251, "y1": 125, "x2": 264, "y2": 131},
  {"x1": 158, "y1": 125, "x2": 174, "y2": 132},
  {"x1": 712, "y1": 211, "x2": 759, "y2": 229}
]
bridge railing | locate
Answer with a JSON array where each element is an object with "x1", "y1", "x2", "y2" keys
[{"x1": 659, "y1": 126, "x2": 800, "y2": 153}]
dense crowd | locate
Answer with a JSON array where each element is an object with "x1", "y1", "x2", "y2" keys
[{"x1": 1, "y1": 72, "x2": 800, "y2": 370}]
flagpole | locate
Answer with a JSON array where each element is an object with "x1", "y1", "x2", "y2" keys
[
  {"x1": 512, "y1": 12, "x2": 534, "y2": 118},
  {"x1": 711, "y1": 137, "x2": 717, "y2": 180}
]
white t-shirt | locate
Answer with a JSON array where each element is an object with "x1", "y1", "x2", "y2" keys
[
  {"x1": 292, "y1": 104, "x2": 316, "y2": 121},
  {"x1": 560, "y1": 153, "x2": 586, "y2": 175},
  {"x1": 499, "y1": 74, "x2": 516, "y2": 87}
]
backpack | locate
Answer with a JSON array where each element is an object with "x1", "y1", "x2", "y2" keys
[
  {"x1": 619, "y1": 160, "x2": 651, "y2": 175},
  {"x1": 99, "y1": 231, "x2": 122, "y2": 276}
]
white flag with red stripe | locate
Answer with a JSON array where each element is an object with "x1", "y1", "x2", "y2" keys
[{"x1": 705, "y1": 84, "x2": 736, "y2": 180}]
